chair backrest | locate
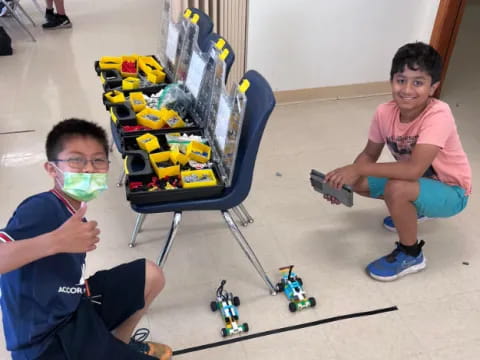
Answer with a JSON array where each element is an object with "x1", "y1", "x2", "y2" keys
[
  {"x1": 129, "y1": 70, "x2": 275, "y2": 212},
  {"x1": 199, "y1": 32, "x2": 235, "y2": 81},
  {"x1": 188, "y1": 8, "x2": 213, "y2": 45},
  {"x1": 222, "y1": 70, "x2": 276, "y2": 208}
]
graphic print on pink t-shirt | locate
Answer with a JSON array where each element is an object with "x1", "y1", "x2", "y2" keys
[{"x1": 368, "y1": 98, "x2": 472, "y2": 194}]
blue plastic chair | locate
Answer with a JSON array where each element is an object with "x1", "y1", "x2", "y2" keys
[
  {"x1": 128, "y1": 70, "x2": 277, "y2": 294},
  {"x1": 199, "y1": 32, "x2": 235, "y2": 80},
  {"x1": 196, "y1": 32, "x2": 256, "y2": 226},
  {"x1": 188, "y1": 8, "x2": 213, "y2": 43},
  {"x1": 110, "y1": 15, "x2": 252, "y2": 227}
]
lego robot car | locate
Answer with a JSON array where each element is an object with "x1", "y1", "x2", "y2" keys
[
  {"x1": 277, "y1": 265, "x2": 316, "y2": 312},
  {"x1": 210, "y1": 280, "x2": 249, "y2": 337}
]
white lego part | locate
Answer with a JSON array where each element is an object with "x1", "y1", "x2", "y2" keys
[
  {"x1": 296, "y1": 303, "x2": 310, "y2": 311},
  {"x1": 229, "y1": 322, "x2": 243, "y2": 335}
]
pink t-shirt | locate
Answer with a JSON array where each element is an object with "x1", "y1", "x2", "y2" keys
[{"x1": 368, "y1": 98, "x2": 472, "y2": 195}]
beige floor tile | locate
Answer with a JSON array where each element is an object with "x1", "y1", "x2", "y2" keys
[
  {"x1": 398, "y1": 291, "x2": 480, "y2": 352},
  {"x1": 174, "y1": 342, "x2": 248, "y2": 360},
  {"x1": 242, "y1": 328, "x2": 338, "y2": 360},
  {"x1": 324, "y1": 313, "x2": 428, "y2": 360},
  {"x1": 430, "y1": 339, "x2": 480, "y2": 360}
]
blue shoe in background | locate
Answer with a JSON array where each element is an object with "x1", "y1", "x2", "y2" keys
[
  {"x1": 383, "y1": 215, "x2": 430, "y2": 232},
  {"x1": 366, "y1": 242, "x2": 426, "y2": 281}
]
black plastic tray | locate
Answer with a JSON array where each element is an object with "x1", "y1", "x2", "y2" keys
[
  {"x1": 121, "y1": 126, "x2": 201, "y2": 151},
  {"x1": 110, "y1": 111, "x2": 200, "y2": 154},
  {"x1": 125, "y1": 165, "x2": 224, "y2": 205},
  {"x1": 94, "y1": 55, "x2": 170, "y2": 99}
]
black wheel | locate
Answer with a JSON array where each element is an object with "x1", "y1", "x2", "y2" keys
[
  {"x1": 221, "y1": 328, "x2": 228, "y2": 337},
  {"x1": 297, "y1": 278, "x2": 303, "y2": 286},
  {"x1": 210, "y1": 301, "x2": 217, "y2": 312},
  {"x1": 233, "y1": 296, "x2": 240, "y2": 307},
  {"x1": 243, "y1": 323, "x2": 249, "y2": 332},
  {"x1": 277, "y1": 282, "x2": 284, "y2": 292},
  {"x1": 309, "y1": 297, "x2": 316, "y2": 307},
  {"x1": 289, "y1": 302, "x2": 297, "y2": 312}
]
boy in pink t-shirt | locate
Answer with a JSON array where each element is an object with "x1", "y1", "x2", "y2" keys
[{"x1": 324, "y1": 42, "x2": 471, "y2": 281}]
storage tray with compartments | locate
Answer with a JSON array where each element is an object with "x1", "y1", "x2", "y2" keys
[{"x1": 123, "y1": 130, "x2": 225, "y2": 204}]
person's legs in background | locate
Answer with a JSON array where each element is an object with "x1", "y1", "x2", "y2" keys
[
  {"x1": 45, "y1": 0, "x2": 56, "y2": 21},
  {"x1": 43, "y1": 0, "x2": 71, "y2": 29}
]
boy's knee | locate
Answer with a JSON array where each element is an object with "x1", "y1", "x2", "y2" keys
[
  {"x1": 352, "y1": 176, "x2": 370, "y2": 195},
  {"x1": 384, "y1": 179, "x2": 418, "y2": 202},
  {"x1": 145, "y1": 260, "x2": 165, "y2": 296}
]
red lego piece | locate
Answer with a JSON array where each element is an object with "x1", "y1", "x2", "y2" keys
[
  {"x1": 122, "y1": 125, "x2": 151, "y2": 132},
  {"x1": 129, "y1": 181, "x2": 143, "y2": 190},
  {"x1": 121, "y1": 61, "x2": 136, "y2": 73}
]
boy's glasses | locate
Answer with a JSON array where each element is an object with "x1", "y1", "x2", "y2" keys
[{"x1": 54, "y1": 157, "x2": 110, "y2": 170}]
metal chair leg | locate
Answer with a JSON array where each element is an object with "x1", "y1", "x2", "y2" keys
[
  {"x1": 238, "y1": 203, "x2": 254, "y2": 224},
  {"x1": 157, "y1": 212, "x2": 182, "y2": 267},
  {"x1": 222, "y1": 210, "x2": 277, "y2": 295},
  {"x1": 232, "y1": 206, "x2": 248, "y2": 227},
  {"x1": 129, "y1": 213, "x2": 146, "y2": 248},
  {"x1": 137, "y1": 214, "x2": 147, "y2": 234},
  {"x1": 12, "y1": 0, "x2": 36, "y2": 26},
  {"x1": 1, "y1": 0, "x2": 36, "y2": 41},
  {"x1": 116, "y1": 169, "x2": 125, "y2": 187}
]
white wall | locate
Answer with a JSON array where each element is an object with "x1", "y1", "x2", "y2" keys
[{"x1": 247, "y1": 0, "x2": 440, "y2": 91}]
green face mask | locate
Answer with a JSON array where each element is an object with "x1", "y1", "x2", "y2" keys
[{"x1": 60, "y1": 171, "x2": 108, "y2": 202}]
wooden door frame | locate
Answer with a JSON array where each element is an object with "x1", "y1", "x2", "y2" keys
[{"x1": 429, "y1": 0, "x2": 467, "y2": 97}]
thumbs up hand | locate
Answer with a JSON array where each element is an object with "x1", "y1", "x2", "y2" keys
[{"x1": 52, "y1": 203, "x2": 100, "y2": 254}]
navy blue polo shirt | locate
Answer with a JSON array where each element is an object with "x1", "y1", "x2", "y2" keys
[{"x1": 0, "y1": 190, "x2": 86, "y2": 360}]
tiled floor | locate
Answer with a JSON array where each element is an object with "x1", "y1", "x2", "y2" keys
[{"x1": 1, "y1": 1, "x2": 479, "y2": 359}]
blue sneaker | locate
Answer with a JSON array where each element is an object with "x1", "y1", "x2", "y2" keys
[
  {"x1": 383, "y1": 215, "x2": 430, "y2": 232},
  {"x1": 366, "y1": 241, "x2": 426, "y2": 281}
]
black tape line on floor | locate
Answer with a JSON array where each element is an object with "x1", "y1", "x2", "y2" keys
[
  {"x1": 0, "y1": 130, "x2": 35, "y2": 135},
  {"x1": 172, "y1": 305, "x2": 398, "y2": 356}
]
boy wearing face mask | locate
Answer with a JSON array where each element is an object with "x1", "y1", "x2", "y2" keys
[{"x1": 0, "y1": 119, "x2": 172, "y2": 360}]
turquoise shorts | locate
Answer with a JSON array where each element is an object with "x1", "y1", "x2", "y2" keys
[{"x1": 367, "y1": 176, "x2": 469, "y2": 218}]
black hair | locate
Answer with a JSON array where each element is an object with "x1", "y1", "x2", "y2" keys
[
  {"x1": 390, "y1": 42, "x2": 443, "y2": 84},
  {"x1": 46, "y1": 118, "x2": 109, "y2": 161}
]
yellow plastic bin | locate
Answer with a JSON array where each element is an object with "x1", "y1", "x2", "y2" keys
[
  {"x1": 122, "y1": 77, "x2": 141, "y2": 90},
  {"x1": 170, "y1": 148, "x2": 189, "y2": 166},
  {"x1": 136, "y1": 133, "x2": 161, "y2": 154},
  {"x1": 138, "y1": 56, "x2": 163, "y2": 73},
  {"x1": 186, "y1": 141, "x2": 211, "y2": 163},
  {"x1": 161, "y1": 109, "x2": 186, "y2": 128},
  {"x1": 181, "y1": 169, "x2": 217, "y2": 188},
  {"x1": 146, "y1": 70, "x2": 166, "y2": 84},
  {"x1": 150, "y1": 151, "x2": 180, "y2": 179},
  {"x1": 136, "y1": 108, "x2": 166, "y2": 129},
  {"x1": 104, "y1": 90, "x2": 126, "y2": 104},
  {"x1": 99, "y1": 56, "x2": 122, "y2": 71},
  {"x1": 129, "y1": 92, "x2": 147, "y2": 112}
]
